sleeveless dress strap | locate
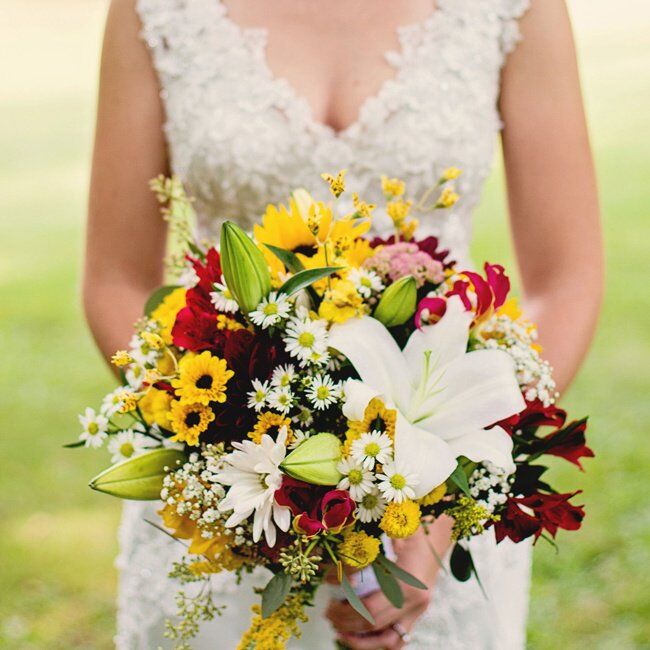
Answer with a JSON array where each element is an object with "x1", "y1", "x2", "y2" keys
[{"x1": 495, "y1": 0, "x2": 532, "y2": 55}]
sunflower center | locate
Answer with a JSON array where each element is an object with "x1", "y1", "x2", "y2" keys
[
  {"x1": 120, "y1": 442, "x2": 135, "y2": 457},
  {"x1": 298, "y1": 332, "x2": 315, "y2": 348},
  {"x1": 348, "y1": 469, "x2": 364, "y2": 485},
  {"x1": 390, "y1": 474, "x2": 407, "y2": 490},
  {"x1": 185, "y1": 411, "x2": 201, "y2": 428},
  {"x1": 196, "y1": 374, "x2": 213, "y2": 389},
  {"x1": 364, "y1": 442, "x2": 381, "y2": 457},
  {"x1": 87, "y1": 422, "x2": 99, "y2": 435}
]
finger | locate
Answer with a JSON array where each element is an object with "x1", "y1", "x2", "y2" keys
[
  {"x1": 337, "y1": 628, "x2": 401, "y2": 650},
  {"x1": 326, "y1": 600, "x2": 374, "y2": 634}
]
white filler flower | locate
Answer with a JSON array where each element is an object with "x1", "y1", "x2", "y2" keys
[
  {"x1": 215, "y1": 427, "x2": 291, "y2": 546},
  {"x1": 79, "y1": 407, "x2": 109, "y2": 448},
  {"x1": 328, "y1": 296, "x2": 525, "y2": 497}
]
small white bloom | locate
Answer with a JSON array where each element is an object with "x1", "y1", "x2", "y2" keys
[
  {"x1": 350, "y1": 430, "x2": 393, "y2": 470},
  {"x1": 376, "y1": 461, "x2": 419, "y2": 503},
  {"x1": 292, "y1": 406, "x2": 314, "y2": 428},
  {"x1": 178, "y1": 264, "x2": 199, "y2": 289},
  {"x1": 210, "y1": 275, "x2": 239, "y2": 313},
  {"x1": 247, "y1": 379, "x2": 270, "y2": 412},
  {"x1": 283, "y1": 313, "x2": 329, "y2": 367},
  {"x1": 288, "y1": 429, "x2": 311, "y2": 449},
  {"x1": 356, "y1": 488, "x2": 387, "y2": 523},
  {"x1": 348, "y1": 268, "x2": 384, "y2": 298},
  {"x1": 128, "y1": 333, "x2": 159, "y2": 366},
  {"x1": 108, "y1": 429, "x2": 152, "y2": 463},
  {"x1": 249, "y1": 292, "x2": 292, "y2": 329},
  {"x1": 79, "y1": 407, "x2": 109, "y2": 448},
  {"x1": 101, "y1": 387, "x2": 126, "y2": 417},
  {"x1": 306, "y1": 374, "x2": 338, "y2": 410},
  {"x1": 337, "y1": 457, "x2": 375, "y2": 501},
  {"x1": 271, "y1": 364, "x2": 296, "y2": 389},
  {"x1": 267, "y1": 387, "x2": 295, "y2": 414},
  {"x1": 125, "y1": 364, "x2": 146, "y2": 391}
]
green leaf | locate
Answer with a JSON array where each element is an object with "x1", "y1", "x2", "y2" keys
[
  {"x1": 144, "y1": 285, "x2": 181, "y2": 317},
  {"x1": 341, "y1": 573, "x2": 375, "y2": 625},
  {"x1": 449, "y1": 543, "x2": 472, "y2": 582},
  {"x1": 374, "y1": 555, "x2": 427, "y2": 590},
  {"x1": 447, "y1": 461, "x2": 472, "y2": 497},
  {"x1": 263, "y1": 244, "x2": 305, "y2": 273},
  {"x1": 63, "y1": 440, "x2": 86, "y2": 449},
  {"x1": 372, "y1": 562, "x2": 404, "y2": 608},
  {"x1": 261, "y1": 571, "x2": 293, "y2": 619},
  {"x1": 89, "y1": 448, "x2": 186, "y2": 500},
  {"x1": 278, "y1": 266, "x2": 342, "y2": 298}
]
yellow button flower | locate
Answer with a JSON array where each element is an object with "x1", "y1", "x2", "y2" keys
[
  {"x1": 379, "y1": 499, "x2": 421, "y2": 538},
  {"x1": 338, "y1": 530, "x2": 381, "y2": 569}
]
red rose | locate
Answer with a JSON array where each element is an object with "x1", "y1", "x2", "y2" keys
[{"x1": 319, "y1": 490, "x2": 356, "y2": 533}]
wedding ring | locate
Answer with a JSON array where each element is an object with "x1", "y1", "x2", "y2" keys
[{"x1": 392, "y1": 622, "x2": 412, "y2": 644}]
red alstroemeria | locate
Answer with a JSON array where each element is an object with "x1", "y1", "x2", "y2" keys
[
  {"x1": 447, "y1": 262, "x2": 510, "y2": 322},
  {"x1": 535, "y1": 419, "x2": 594, "y2": 470},
  {"x1": 494, "y1": 491, "x2": 585, "y2": 543},
  {"x1": 276, "y1": 478, "x2": 355, "y2": 537},
  {"x1": 518, "y1": 399, "x2": 567, "y2": 431}
]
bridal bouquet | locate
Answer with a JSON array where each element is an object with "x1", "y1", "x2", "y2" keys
[{"x1": 71, "y1": 171, "x2": 592, "y2": 649}]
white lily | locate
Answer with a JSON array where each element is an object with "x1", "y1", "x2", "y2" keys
[{"x1": 328, "y1": 296, "x2": 525, "y2": 497}]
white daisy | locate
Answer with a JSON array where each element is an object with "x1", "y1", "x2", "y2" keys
[
  {"x1": 271, "y1": 363, "x2": 296, "y2": 389},
  {"x1": 348, "y1": 268, "x2": 384, "y2": 298},
  {"x1": 337, "y1": 457, "x2": 375, "y2": 502},
  {"x1": 306, "y1": 374, "x2": 339, "y2": 410},
  {"x1": 101, "y1": 387, "x2": 126, "y2": 417},
  {"x1": 292, "y1": 406, "x2": 314, "y2": 428},
  {"x1": 249, "y1": 292, "x2": 292, "y2": 329},
  {"x1": 247, "y1": 379, "x2": 270, "y2": 412},
  {"x1": 215, "y1": 427, "x2": 292, "y2": 547},
  {"x1": 79, "y1": 407, "x2": 109, "y2": 448},
  {"x1": 356, "y1": 488, "x2": 387, "y2": 523},
  {"x1": 108, "y1": 428, "x2": 152, "y2": 463},
  {"x1": 128, "y1": 333, "x2": 159, "y2": 366},
  {"x1": 376, "y1": 461, "x2": 420, "y2": 503},
  {"x1": 288, "y1": 429, "x2": 311, "y2": 450},
  {"x1": 210, "y1": 275, "x2": 239, "y2": 313},
  {"x1": 350, "y1": 430, "x2": 393, "y2": 470},
  {"x1": 125, "y1": 364, "x2": 146, "y2": 391},
  {"x1": 283, "y1": 313, "x2": 329, "y2": 367},
  {"x1": 267, "y1": 387, "x2": 295, "y2": 414}
]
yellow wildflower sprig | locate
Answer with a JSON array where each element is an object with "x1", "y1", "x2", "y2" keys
[{"x1": 413, "y1": 167, "x2": 463, "y2": 212}]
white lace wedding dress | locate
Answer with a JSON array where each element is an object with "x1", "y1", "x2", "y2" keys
[{"x1": 116, "y1": 0, "x2": 533, "y2": 647}]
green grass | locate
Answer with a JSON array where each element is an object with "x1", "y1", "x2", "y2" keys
[{"x1": 0, "y1": 1, "x2": 649, "y2": 647}]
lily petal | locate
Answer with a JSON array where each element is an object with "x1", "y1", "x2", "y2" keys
[
  {"x1": 394, "y1": 413, "x2": 458, "y2": 498},
  {"x1": 446, "y1": 426, "x2": 515, "y2": 474},
  {"x1": 415, "y1": 349, "x2": 525, "y2": 435},
  {"x1": 341, "y1": 379, "x2": 381, "y2": 421},
  {"x1": 329, "y1": 316, "x2": 411, "y2": 409}
]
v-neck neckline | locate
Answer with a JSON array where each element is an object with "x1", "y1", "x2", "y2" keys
[{"x1": 213, "y1": 1, "x2": 443, "y2": 140}]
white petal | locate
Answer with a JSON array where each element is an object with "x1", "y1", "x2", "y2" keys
[
  {"x1": 446, "y1": 426, "x2": 515, "y2": 474},
  {"x1": 273, "y1": 503, "x2": 291, "y2": 532},
  {"x1": 329, "y1": 316, "x2": 411, "y2": 409},
  {"x1": 415, "y1": 349, "x2": 525, "y2": 435},
  {"x1": 341, "y1": 379, "x2": 380, "y2": 421},
  {"x1": 403, "y1": 296, "x2": 472, "y2": 385},
  {"x1": 394, "y1": 414, "x2": 457, "y2": 498}
]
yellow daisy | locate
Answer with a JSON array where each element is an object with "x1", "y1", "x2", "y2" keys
[
  {"x1": 379, "y1": 500, "x2": 422, "y2": 539},
  {"x1": 168, "y1": 400, "x2": 215, "y2": 446},
  {"x1": 318, "y1": 278, "x2": 366, "y2": 324},
  {"x1": 151, "y1": 288, "x2": 187, "y2": 344},
  {"x1": 171, "y1": 351, "x2": 234, "y2": 405},
  {"x1": 248, "y1": 411, "x2": 293, "y2": 444},
  {"x1": 337, "y1": 530, "x2": 381, "y2": 569},
  {"x1": 345, "y1": 397, "x2": 397, "y2": 455},
  {"x1": 139, "y1": 387, "x2": 173, "y2": 428}
]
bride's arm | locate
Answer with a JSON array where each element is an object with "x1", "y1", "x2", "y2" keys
[
  {"x1": 327, "y1": 2, "x2": 603, "y2": 648},
  {"x1": 84, "y1": 0, "x2": 168, "y2": 361},
  {"x1": 500, "y1": 0, "x2": 603, "y2": 393}
]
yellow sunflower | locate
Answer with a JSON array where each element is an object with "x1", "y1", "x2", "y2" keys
[
  {"x1": 139, "y1": 387, "x2": 173, "y2": 428},
  {"x1": 167, "y1": 400, "x2": 215, "y2": 446},
  {"x1": 248, "y1": 412, "x2": 293, "y2": 444},
  {"x1": 171, "y1": 351, "x2": 234, "y2": 405},
  {"x1": 344, "y1": 397, "x2": 397, "y2": 455}
]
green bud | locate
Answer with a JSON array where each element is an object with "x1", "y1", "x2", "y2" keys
[
  {"x1": 280, "y1": 433, "x2": 342, "y2": 486},
  {"x1": 89, "y1": 448, "x2": 186, "y2": 500},
  {"x1": 374, "y1": 275, "x2": 417, "y2": 327},
  {"x1": 220, "y1": 221, "x2": 272, "y2": 314}
]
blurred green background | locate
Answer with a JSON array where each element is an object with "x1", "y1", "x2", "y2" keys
[{"x1": 1, "y1": 0, "x2": 648, "y2": 647}]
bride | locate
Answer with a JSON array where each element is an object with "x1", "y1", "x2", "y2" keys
[{"x1": 83, "y1": 0, "x2": 602, "y2": 648}]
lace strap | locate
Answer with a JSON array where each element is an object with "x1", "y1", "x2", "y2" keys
[{"x1": 496, "y1": 0, "x2": 532, "y2": 55}]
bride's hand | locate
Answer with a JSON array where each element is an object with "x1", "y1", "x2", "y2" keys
[{"x1": 325, "y1": 518, "x2": 453, "y2": 649}]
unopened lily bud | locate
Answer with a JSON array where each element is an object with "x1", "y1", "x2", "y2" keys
[
  {"x1": 220, "y1": 221, "x2": 272, "y2": 314},
  {"x1": 281, "y1": 432, "x2": 342, "y2": 485},
  {"x1": 374, "y1": 275, "x2": 417, "y2": 327}
]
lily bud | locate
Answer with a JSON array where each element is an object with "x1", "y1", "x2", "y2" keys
[
  {"x1": 373, "y1": 275, "x2": 417, "y2": 327},
  {"x1": 280, "y1": 433, "x2": 342, "y2": 486},
  {"x1": 89, "y1": 448, "x2": 186, "y2": 500},
  {"x1": 220, "y1": 221, "x2": 272, "y2": 314},
  {"x1": 291, "y1": 188, "x2": 316, "y2": 219}
]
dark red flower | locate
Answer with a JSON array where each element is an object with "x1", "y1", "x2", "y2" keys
[
  {"x1": 276, "y1": 478, "x2": 355, "y2": 537},
  {"x1": 414, "y1": 296, "x2": 447, "y2": 328},
  {"x1": 534, "y1": 419, "x2": 594, "y2": 470},
  {"x1": 447, "y1": 263, "x2": 510, "y2": 320},
  {"x1": 518, "y1": 400, "x2": 567, "y2": 431},
  {"x1": 494, "y1": 491, "x2": 585, "y2": 543}
]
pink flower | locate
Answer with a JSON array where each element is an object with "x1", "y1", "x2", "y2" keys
[
  {"x1": 448, "y1": 263, "x2": 510, "y2": 321},
  {"x1": 364, "y1": 242, "x2": 444, "y2": 288}
]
